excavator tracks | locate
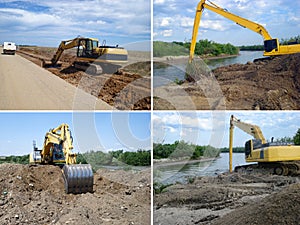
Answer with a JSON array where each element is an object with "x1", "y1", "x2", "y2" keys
[
  {"x1": 62, "y1": 164, "x2": 94, "y2": 194},
  {"x1": 235, "y1": 162, "x2": 300, "y2": 176}
]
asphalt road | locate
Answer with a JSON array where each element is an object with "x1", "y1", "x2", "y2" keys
[{"x1": 0, "y1": 47, "x2": 112, "y2": 110}]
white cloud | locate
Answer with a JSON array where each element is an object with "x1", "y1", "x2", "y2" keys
[
  {"x1": 154, "y1": 0, "x2": 165, "y2": 4},
  {"x1": 180, "y1": 17, "x2": 194, "y2": 27},
  {"x1": 160, "y1": 17, "x2": 171, "y2": 27},
  {"x1": 162, "y1": 29, "x2": 173, "y2": 37},
  {"x1": 0, "y1": 0, "x2": 150, "y2": 46}
]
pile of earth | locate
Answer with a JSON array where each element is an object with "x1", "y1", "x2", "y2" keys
[
  {"x1": 154, "y1": 53, "x2": 300, "y2": 110},
  {"x1": 0, "y1": 163, "x2": 150, "y2": 225},
  {"x1": 17, "y1": 47, "x2": 151, "y2": 110},
  {"x1": 154, "y1": 171, "x2": 300, "y2": 224}
]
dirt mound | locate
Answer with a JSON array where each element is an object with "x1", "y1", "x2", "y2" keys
[
  {"x1": 0, "y1": 163, "x2": 150, "y2": 225},
  {"x1": 18, "y1": 47, "x2": 151, "y2": 110},
  {"x1": 154, "y1": 171, "x2": 300, "y2": 225},
  {"x1": 212, "y1": 183, "x2": 300, "y2": 225},
  {"x1": 154, "y1": 53, "x2": 300, "y2": 110}
]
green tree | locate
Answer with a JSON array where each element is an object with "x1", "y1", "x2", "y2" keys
[{"x1": 293, "y1": 129, "x2": 300, "y2": 145}]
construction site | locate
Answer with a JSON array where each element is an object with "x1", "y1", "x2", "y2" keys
[
  {"x1": 154, "y1": 171, "x2": 300, "y2": 225},
  {"x1": 0, "y1": 163, "x2": 150, "y2": 225},
  {"x1": 154, "y1": 0, "x2": 300, "y2": 110},
  {"x1": 154, "y1": 53, "x2": 300, "y2": 110},
  {"x1": 16, "y1": 46, "x2": 150, "y2": 110}
]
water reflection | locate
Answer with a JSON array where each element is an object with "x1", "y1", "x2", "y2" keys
[{"x1": 154, "y1": 153, "x2": 252, "y2": 185}]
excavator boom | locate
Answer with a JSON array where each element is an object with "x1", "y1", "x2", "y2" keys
[
  {"x1": 51, "y1": 39, "x2": 80, "y2": 65},
  {"x1": 190, "y1": 0, "x2": 300, "y2": 61},
  {"x1": 230, "y1": 115, "x2": 266, "y2": 144}
]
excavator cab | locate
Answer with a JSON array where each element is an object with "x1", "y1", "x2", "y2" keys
[
  {"x1": 264, "y1": 39, "x2": 279, "y2": 53},
  {"x1": 52, "y1": 143, "x2": 65, "y2": 161},
  {"x1": 77, "y1": 38, "x2": 98, "y2": 58}
]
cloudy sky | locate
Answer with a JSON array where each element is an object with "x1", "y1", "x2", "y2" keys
[
  {"x1": 153, "y1": 111, "x2": 300, "y2": 148},
  {"x1": 0, "y1": 112, "x2": 151, "y2": 156},
  {"x1": 0, "y1": 0, "x2": 150, "y2": 49},
  {"x1": 154, "y1": 0, "x2": 300, "y2": 45}
]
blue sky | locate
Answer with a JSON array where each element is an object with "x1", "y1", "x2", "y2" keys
[
  {"x1": 153, "y1": 111, "x2": 300, "y2": 148},
  {"x1": 0, "y1": 0, "x2": 150, "y2": 49},
  {"x1": 154, "y1": 0, "x2": 300, "y2": 45},
  {"x1": 0, "y1": 112, "x2": 151, "y2": 156}
]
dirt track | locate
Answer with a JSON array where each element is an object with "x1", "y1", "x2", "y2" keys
[
  {"x1": 154, "y1": 53, "x2": 300, "y2": 110},
  {"x1": 0, "y1": 47, "x2": 112, "y2": 110},
  {"x1": 0, "y1": 163, "x2": 150, "y2": 225},
  {"x1": 154, "y1": 171, "x2": 300, "y2": 225},
  {"x1": 17, "y1": 47, "x2": 151, "y2": 110}
]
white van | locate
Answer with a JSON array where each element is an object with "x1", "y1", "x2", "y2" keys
[{"x1": 3, "y1": 42, "x2": 16, "y2": 55}]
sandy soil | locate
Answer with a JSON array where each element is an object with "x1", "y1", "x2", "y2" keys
[
  {"x1": 154, "y1": 170, "x2": 300, "y2": 225},
  {"x1": 17, "y1": 47, "x2": 151, "y2": 110},
  {"x1": 0, "y1": 163, "x2": 151, "y2": 225},
  {"x1": 154, "y1": 53, "x2": 300, "y2": 110}
]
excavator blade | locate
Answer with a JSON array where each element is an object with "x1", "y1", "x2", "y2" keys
[{"x1": 62, "y1": 164, "x2": 94, "y2": 194}]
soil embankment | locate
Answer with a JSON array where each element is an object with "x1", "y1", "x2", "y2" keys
[
  {"x1": 0, "y1": 163, "x2": 150, "y2": 225},
  {"x1": 17, "y1": 47, "x2": 151, "y2": 110},
  {"x1": 154, "y1": 53, "x2": 300, "y2": 110},
  {"x1": 154, "y1": 171, "x2": 300, "y2": 224}
]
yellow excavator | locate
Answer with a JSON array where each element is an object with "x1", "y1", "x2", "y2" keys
[
  {"x1": 229, "y1": 115, "x2": 300, "y2": 176},
  {"x1": 189, "y1": 0, "x2": 300, "y2": 62},
  {"x1": 44, "y1": 36, "x2": 128, "y2": 74},
  {"x1": 29, "y1": 123, "x2": 93, "y2": 194}
]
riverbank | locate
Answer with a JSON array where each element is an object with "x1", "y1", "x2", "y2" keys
[
  {"x1": 153, "y1": 54, "x2": 239, "y2": 63},
  {"x1": 153, "y1": 157, "x2": 217, "y2": 168},
  {"x1": 154, "y1": 53, "x2": 300, "y2": 110},
  {"x1": 154, "y1": 170, "x2": 300, "y2": 224}
]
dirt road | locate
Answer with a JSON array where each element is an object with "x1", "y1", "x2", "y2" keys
[{"x1": 0, "y1": 47, "x2": 112, "y2": 110}]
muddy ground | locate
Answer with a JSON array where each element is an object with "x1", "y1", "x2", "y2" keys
[
  {"x1": 154, "y1": 170, "x2": 300, "y2": 225},
  {"x1": 154, "y1": 53, "x2": 300, "y2": 110},
  {"x1": 0, "y1": 163, "x2": 151, "y2": 225},
  {"x1": 17, "y1": 47, "x2": 151, "y2": 110}
]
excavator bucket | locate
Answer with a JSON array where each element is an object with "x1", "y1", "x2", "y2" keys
[
  {"x1": 62, "y1": 164, "x2": 94, "y2": 194},
  {"x1": 41, "y1": 59, "x2": 62, "y2": 68}
]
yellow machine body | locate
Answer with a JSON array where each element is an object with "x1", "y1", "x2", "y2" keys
[
  {"x1": 229, "y1": 115, "x2": 300, "y2": 175},
  {"x1": 47, "y1": 37, "x2": 128, "y2": 74},
  {"x1": 29, "y1": 123, "x2": 93, "y2": 194},
  {"x1": 245, "y1": 140, "x2": 300, "y2": 163}
]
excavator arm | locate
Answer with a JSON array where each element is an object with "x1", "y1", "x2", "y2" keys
[
  {"x1": 51, "y1": 38, "x2": 81, "y2": 65},
  {"x1": 190, "y1": 0, "x2": 300, "y2": 61},
  {"x1": 229, "y1": 115, "x2": 266, "y2": 172},
  {"x1": 41, "y1": 123, "x2": 76, "y2": 164}
]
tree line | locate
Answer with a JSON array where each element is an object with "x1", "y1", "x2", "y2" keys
[
  {"x1": 239, "y1": 35, "x2": 300, "y2": 51},
  {"x1": 153, "y1": 40, "x2": 239, "y2": 57},
  {"x1": 0, "y1": 149, "x2": 151, "y2": 169},
  {"x1": 153, "y1": 140, "x2": 220, "y2": 160}
]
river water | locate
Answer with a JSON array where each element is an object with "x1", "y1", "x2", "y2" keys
[
  {"x1": 154, "y1": 51, "x2": 263, "y2": 87},
  {"x1": 154, "y1": 153, "x2": 253, "y2": 185}
]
